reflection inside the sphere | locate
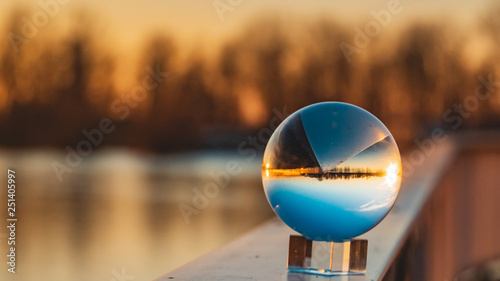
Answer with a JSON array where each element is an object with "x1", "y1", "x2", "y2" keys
[
  {"x1": 261, "y1": 102, "x2": 402, "y2": 241},
  {"x1": 262, "y1": 136, "x2": 402, "y2": 240},
  {"x1": 385, "y1": 163, "x2": 399, "y2": 186}
]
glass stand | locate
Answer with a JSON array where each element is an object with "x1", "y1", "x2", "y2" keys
[{"x1": 287, "y1": 235, "x2": 367, "y2": 276}]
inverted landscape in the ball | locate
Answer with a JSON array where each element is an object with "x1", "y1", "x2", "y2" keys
[{"x1": 262, "y1": 102, "x2": 402, "y2": 242}]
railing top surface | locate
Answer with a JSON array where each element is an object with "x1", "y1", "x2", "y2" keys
[{"x1": 156, "y1": 136, "x2": 462, "y2": 281}]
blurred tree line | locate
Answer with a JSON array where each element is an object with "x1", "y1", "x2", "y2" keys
[{"x1": 0, "y1": 6, "x2": 499, "y2": 152}]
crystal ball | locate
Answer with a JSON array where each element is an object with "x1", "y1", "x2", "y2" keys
[{"x1": 262, "y1": 102, "x2": 402, "y2": 242}]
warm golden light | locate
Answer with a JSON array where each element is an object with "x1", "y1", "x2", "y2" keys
[{"x1": 385, "y1": 163, "x2": 399, "y2": 186}]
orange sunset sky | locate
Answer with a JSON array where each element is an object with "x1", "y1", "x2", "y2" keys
[{"x1": 0, "y1": 0, "x2": 496, "y2": 91}]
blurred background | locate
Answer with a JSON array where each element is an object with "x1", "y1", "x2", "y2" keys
[{"x1": 0, "y1": 0, "x2": 499, "y2": 280}]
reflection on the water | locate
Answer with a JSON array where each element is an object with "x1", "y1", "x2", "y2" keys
[
  {"x1": 265, "y1": 167, "x2": 387, "y2": 180},
  {"x1": 0, "y1": 150, "x2": 272, "y2": 281}
]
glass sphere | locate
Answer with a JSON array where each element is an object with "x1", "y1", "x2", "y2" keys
[{"x1": 262, "y1": 102, "x2": 402, "y2": 242}]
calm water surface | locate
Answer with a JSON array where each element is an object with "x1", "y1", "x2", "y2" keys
[{"x1": 0, "y1": 149, "x2": 273, "y2": 281}]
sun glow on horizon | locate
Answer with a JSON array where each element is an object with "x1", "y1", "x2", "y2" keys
[{"x1": 385, "y1": 162, "x2": 399, "y2": 186}]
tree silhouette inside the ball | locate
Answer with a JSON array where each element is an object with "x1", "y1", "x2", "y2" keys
[{"x1": 262, "y1": 102, "x2": 402, "y2": 242}]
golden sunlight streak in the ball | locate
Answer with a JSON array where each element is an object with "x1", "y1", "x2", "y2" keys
[{"x1": 385, "y1": 162, "x2": 399, "y2": 186}]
